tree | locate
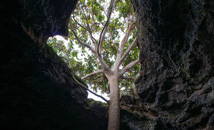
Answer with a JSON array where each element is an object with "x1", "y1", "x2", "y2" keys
[{"x1": 48, "y1": 0, "x2": 139, "y2": 130}]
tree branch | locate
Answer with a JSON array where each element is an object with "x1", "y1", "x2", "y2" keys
[
  {"x1": 90, "y1": 1, "x2": 97, "y2": 29},
  {"x1": 73, "y1": 74, "x2": 109, "y2": 104},
  {"x1": 70, "y1": 20, "x2": 109, "y2": 71},
  {"x1": 72, "y1": 15, "x2": 87, "y2": 30},
  {"x1": 72, "y1": 4, "x2": 110, "y2": 72},
  {"x1": 108, "y1": 30, "x2": 119, "y2": 50},
  {"x1": 117, "y1": 37, "x2": 137, "y2": 68},
  {"x1": 118, "y1": 21, "x2": 135, "y2": 56},
  {"x1": 86, "y1": 86, "x2": 109, "y2": 104},
  {"x1": 81, "y1": 7, "x2": 98, "y2": 45},
  {"x1": 91, "y1": 75, "x2": 104, "y2": 83},
  {"x1": 93, "y1": 0, "x2": 117, "y2": 73},
  {"x1": 97, "y1": 0, "x2": 117, "y2": 56},
  {"x1": 82, "y1": 69, "x2": 104, "y2": 79},
  {"x1": 114, "y1": 21, "x2": 136, "y2": 69},
  {"x1": 96, "y1": 53, "x2": 111, "y2": 71},
  {"x1": 70, "y1": 24, "x2": 95, "y2": 54},
  {"x1": 119, "y1": 60, "x2": 139, "y2": 76}
]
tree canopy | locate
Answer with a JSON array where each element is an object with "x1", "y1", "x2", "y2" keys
[{"x1": 48, "y1": 0, "x2": 139, "y2": 97}]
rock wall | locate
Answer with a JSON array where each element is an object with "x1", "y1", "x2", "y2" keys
[
  {"x1": 131, "y1": 0, "x2": 214, "y2": 129},
  {"x1": 1, "y1": 0, "x2": 214, "y2": 129},
  {"x1": 0, "y1": 0, "x2": 106, "y2": 129}
]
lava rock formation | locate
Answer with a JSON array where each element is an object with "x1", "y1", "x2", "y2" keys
[{"x1": 0, "y1": 0, "x2": 213, "y2": 130}]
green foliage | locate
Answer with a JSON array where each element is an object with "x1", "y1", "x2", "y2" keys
[{"x1": 47, "y1": 0, "x2": 139, "y2": 95}]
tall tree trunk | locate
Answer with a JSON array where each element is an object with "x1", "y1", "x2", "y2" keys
[{"x1": 108, "y1": 76, "x2": 120, "y2": 130}]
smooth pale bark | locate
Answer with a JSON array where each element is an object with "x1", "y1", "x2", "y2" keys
[
  {"x1": 107, "y1": 75, "x2": 120, "y2": 130},
  {"x1": 82, "y1": 69, "x2": 103, "y2": 79}
]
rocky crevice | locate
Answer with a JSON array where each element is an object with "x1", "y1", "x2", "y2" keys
[
  {"x1": 1, "y1": 0, "x2": 214, "y2": 130},
  {"x1": 129, "y1": 0, "x2": 214, "y2": 129},
  {"x1": 0, "y1": 0, "x2": 107, "y2": 129}
]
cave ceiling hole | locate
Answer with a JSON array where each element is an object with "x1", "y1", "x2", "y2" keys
[{"x1": 47, "y1": 0, "x2": 140, "y2": 101}]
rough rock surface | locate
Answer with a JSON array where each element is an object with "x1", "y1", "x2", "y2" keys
[
  {"x1": 1, "y1": 0, "x2": 214, "y2": 130},
  {"x1": 0, "y1": 0, "x2": 107, "y2": 129},
  {"x1": 129, "y1": 0, "x2": 214, "y2": 129}
]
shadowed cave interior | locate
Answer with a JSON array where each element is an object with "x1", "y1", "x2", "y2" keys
[{"x1": 0, "y1": 0, "x2": 214, "y2": 130}]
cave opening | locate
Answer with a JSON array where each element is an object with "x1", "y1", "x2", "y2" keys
[
  {"x1": 1, "y1": 0, "x2": 214, "y2": 129},
  {"x1": 47, "y1": 0, "x2": 140, "y2": 103}
]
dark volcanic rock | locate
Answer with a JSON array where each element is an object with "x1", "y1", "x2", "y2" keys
[
  {"x1": 0, "y1": 0, "x2": 106, "y2": 129},
  {"x1": 1, "y1": 0, "x2": 214, "y2": 129},
  {"x1": 130, "y1": 0, "x2": 214, "y2": 129}
]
